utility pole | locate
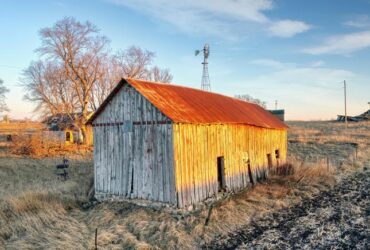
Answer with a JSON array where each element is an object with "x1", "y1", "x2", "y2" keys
[
  {"x1": 344, "y1": 80, "x2": 348, "y2": 129},
  {"x1": 275, "y1": 100, "x2": 278, "y2": 110}
]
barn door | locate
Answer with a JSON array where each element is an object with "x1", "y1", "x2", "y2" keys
[
  {"x1": 217, "y1": 156, "x2": 226, "y2": 191},
  {"x1": 267, "y1": 153, "x2": 273, "y2": 168},
  {"x1": 247, "y1": 159, "x2": 254, "y2": 185}
]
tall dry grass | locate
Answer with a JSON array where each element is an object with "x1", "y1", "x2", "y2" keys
[
  {"x1": 0, "y1": 121, "x2": 368, "y2": 249},
  {"x1": 0, "y1": 157, "x2": 339, "y2": 249},
  {"x1": 288, "y1": 121, "x2": 370, "y2": 146},
  {"x1": 0, "y1": 156, "x2": 93, "y2": 249}
]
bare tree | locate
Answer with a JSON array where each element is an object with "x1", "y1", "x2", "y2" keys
[
  {"x1": 22, "y1": 17, "x2": 173, "y2": 143},
  {"x1": 89, "y1": 55, "x2": 119, "y2": 111},
  {"x1": 0, "y1": 79, "x2": 9, "y2": 113},
  {"x1": 114, "y1": 46, "x2": 154, "y2": 79},
  {"x1": 148, "y1": 66, "x2": 173, "y2": 83},
  {"x1": 36, "y1": 17, "x2": 109, "y2": 141},
  {"x1": 22, "y1": 60, "x2": 76, "y2": 117},
  {"x1": 235, "y1": 94, "x2": 267, "y2": 109}
]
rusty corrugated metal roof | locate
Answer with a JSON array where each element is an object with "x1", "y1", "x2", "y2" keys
[{"x1": 88, "y1": 78, "x2": 287, "y2": 129}]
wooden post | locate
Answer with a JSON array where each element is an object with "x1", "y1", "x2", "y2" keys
[
  {"x1": 344, "y1": 80, "x2": 347, "y2": 129},
  {"x1": 204, "y1": 204, "x2": 214, "y2": 226},
  {"x1": 327, "y1": 157, "x2": 330, "y2": 171}
]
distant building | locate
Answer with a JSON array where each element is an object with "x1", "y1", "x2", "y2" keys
[
  {"x1": 87, "y1": 78, "x2": 288, "y2": 208},
  {"x1": 43, "y1": 113, "x2": 93, "y2": 144},
  {"x1": 337, "y1": 109, "x2": 370, "y2": 122},
  {"x1": 268, "y1": 109, "x2": 285, "y2": 121}
]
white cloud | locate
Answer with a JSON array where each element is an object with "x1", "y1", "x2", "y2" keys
[
  {"x1": 249, "y1": 59, "x2": 292, "y2": 69},
  {"x1": 343, "y1": 15, "x2": 370, "y2": 29},
  {"x1": 109, "y1": 0, "x2": 310, "y2": 38},
  {"x1": 303, "y1": 31, "x2": 370, "y2": 55},
  {"x1": 268, "y1": 20, "x2": 311, "y2": 38},
  {"x1": 311, "y1": 60, "x2": 325, "y2": 67}
]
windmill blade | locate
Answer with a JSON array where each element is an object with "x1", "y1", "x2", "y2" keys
[{"x1": 195, "y1": 50, "x2": 200, "y2": 56}]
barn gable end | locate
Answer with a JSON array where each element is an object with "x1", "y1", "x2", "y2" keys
[{"x1": 92, "y1": 84, "x2": 176, "y2": 203}]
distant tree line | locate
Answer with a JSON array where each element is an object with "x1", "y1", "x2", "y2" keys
[
  {"x1": 21, "y1": 17, "x2": 173, "y2": 143},
  {"x1": 0, "y1": 79, "x2": 9, "y2": 113},
  {"x1": 235, "y1": 94, "x2": 267, "y2": 109}
]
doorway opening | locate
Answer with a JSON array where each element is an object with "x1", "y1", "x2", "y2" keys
[
  {"x1": 247, "y1": 160, "x2": 254, "y2": 185},
  {"x1": 66, "y1": 131, "x2": 71, "y2": 142},
  {"x1": 130, "y1": 167, "x2": 134, "y2": 194},
  {"x1": 267, "y1": 153, "x2": 273, "y2": 169},
  {"x1": 217, "y1": 156, "x2": 226, "y2": 191},
  {"x1": 275, "y1": 149, "x2": 280, "y2": 167}
]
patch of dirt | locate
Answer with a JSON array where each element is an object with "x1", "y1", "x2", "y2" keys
[{"x1": 204, "y1": 168, "x2": 370, "y2": 250}]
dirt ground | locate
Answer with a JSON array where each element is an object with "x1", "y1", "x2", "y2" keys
[
  {"x1": 204, "y1": 121, "x2": 370, "y2": 249},
  {"x1": 205, "y1": 167, "x2": 370, "y2": 249}
]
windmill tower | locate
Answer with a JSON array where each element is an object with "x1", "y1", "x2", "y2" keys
[{"x1": 195, "y1": 44, "x2": 211, "y2": 91}]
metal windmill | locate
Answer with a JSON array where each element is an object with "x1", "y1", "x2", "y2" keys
[{"x1": 195, "y1": 44, "x2": 211, "y2": 91}]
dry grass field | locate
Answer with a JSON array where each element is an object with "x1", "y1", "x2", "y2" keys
[{"x1": 0, "y1": 121, "x2": 369, "y2": 249}]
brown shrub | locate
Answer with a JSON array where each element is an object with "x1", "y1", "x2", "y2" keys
[
  {"x1": 273, "y1": 158, "x2": 336, "y2": 187},
  {"x1": 10, "y1": 133, "x2": 61, "y2": 156},
  {"x1": 9, "y1": 133, "x2": 92, "y2": 157}
]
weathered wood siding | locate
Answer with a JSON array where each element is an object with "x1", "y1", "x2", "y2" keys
[
  {"x1": 92, "y1": 85, "x2": 176, "y2": 204},
  {"x1": 173, "y1": 124, "x2": 287, "y2": 207}
]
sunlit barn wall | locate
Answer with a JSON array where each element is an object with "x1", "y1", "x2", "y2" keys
[{"x1": 173, "y1": 124, "x2": 287, "y2": 207}]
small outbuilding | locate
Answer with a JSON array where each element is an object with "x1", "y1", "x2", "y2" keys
[
  {"x1": 43, "y1": 113, "x2": 94, "y2": 145},
  {"x1": 43, "y1": 113, "x2": 80, "y2": 144},
  {"x1": 268, "y1": 109, "x2": 285, "y2": 121},
  {"x1": 87, "y1": 78, "x2": 288, "y2": 208}
]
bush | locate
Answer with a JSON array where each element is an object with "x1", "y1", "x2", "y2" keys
[{"x1": 10, "y1": 133, "x2": 62, "y2": 157}]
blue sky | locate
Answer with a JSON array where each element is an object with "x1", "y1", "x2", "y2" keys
[{"x1": 1, "y1": 0, "x2": 370, "y2": 120}]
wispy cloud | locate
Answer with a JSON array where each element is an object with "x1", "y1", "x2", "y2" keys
[
  {"x1": 343, "y1": 15, "x2": 370, "y2": 29},
  {"x1": 235, "y1": 61, "x2": 356, "y2": 119},
  {"x1": 310, "y1": 60, "x2": 325, "y2": 67},
  {"x1": 303, "y1": 31, "x2": 370, "y2": 55},
  {"x1": 109, "y1": 0, "x2": 310, "y2": 38},
  {"x1": 249, "y1": 59, "x2": 292, "y2": 69},
  {"x1": 268, "y1": 20, "x2": 311, "y2": 38}
]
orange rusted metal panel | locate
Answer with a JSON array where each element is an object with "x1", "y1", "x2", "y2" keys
[{"x1": 88, "y1": 78, "x2": 288, "y2": 130}]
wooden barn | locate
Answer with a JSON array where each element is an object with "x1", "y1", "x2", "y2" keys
[{"x1": 87, "y1": 78, "x2": 288, "y2": 208}]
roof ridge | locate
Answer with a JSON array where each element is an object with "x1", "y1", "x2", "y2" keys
[{"x1": 128, "y1": 78, "x2": 258, "y2": 106}]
